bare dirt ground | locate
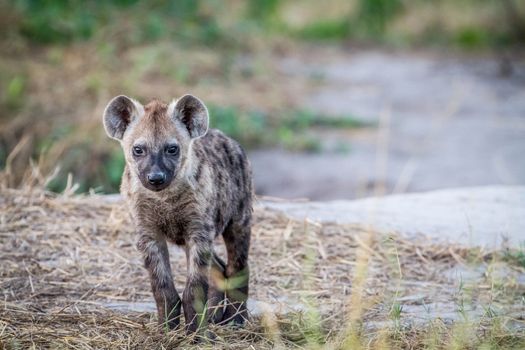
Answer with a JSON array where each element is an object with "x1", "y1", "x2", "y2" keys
[
  {"x1": 250, "y1": 48, "x2": 525, "y2": 200},
  {"x1": 1, "y1": 188, "x2": 524, "y2": 348}
]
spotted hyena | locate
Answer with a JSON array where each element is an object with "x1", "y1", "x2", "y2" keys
[{"x1": 103, "y1": 94, "x2": 252, "y2": 334}]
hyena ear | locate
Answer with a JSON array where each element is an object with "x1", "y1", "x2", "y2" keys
[
  {"x1": 170, "y1": 94, "x2": 209, "y2": 139},
  {"x1": 103, "y1": 95, "x2": 143, "y2": 140}
]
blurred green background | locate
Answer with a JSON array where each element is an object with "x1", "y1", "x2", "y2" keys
[{"x1": 0, "y1": 0, "x2": 523, "y2": 193}]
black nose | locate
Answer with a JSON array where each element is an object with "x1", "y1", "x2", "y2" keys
[{"x1": 147, "y1": 172, "x2": 166, "y2": 185}]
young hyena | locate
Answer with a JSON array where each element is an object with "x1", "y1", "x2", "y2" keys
[{"x1": 102, "y1": 94, "x2": 252, "y2": 334}]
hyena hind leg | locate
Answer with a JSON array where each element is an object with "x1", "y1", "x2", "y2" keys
[
  {"x1": 208, "y1": 251, "x2": 226, "y2": 324},
  {"x1": 221, "y1": 221, "x2": 250, "y2": 326}
]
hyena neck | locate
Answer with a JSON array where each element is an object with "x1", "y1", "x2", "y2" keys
[{"x1": 175, "y1": 140, "x2": 205, "y2": 191}]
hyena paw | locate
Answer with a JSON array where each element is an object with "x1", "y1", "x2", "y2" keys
[
  {"x1": 221, "y1": 302, "x2": 248, "y2": 327},
  {"x1": 159, "y1": 314, "x2": 181, "y2": 331}
]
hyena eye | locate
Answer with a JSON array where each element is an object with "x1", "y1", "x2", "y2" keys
[
  {"x1": 165, "y1": 145, "x2": 179, "y2": 155},
  {"x1": 132, "y1": 146, "x2": 145, "y2": 156}
]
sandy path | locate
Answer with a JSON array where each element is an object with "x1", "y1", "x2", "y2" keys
[{"x1": 250, "y1": 49, "x2": 525, "y2": 200}]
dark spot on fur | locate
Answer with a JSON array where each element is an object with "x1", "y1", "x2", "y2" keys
[
  {"x1": 194, "y1": 161, "x2": 203, "y2": 182},
  {"x1": 215, "y1": 208, "x2": 223, "y2": 229},
  {"x1": 237, "y1": 198, "x2": 245, "y2": 213},
  {"x1": 237, "y1": 154, "x2": 245, "y2": 173}
]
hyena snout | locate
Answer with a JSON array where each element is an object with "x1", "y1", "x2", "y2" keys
[
  {"x1": 143, "y1": 169, "x2": 171, "y2": 191},
  {"x1": 139, "y1": 157, "x2": 177, "y2": 192},
  {"x1": 147, "y1": 171, "x2": 166, "y2": 186}
]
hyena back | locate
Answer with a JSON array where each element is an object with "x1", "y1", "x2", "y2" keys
[{"x1": 103, "y1": 94, "x2": 252, "y2": 334}]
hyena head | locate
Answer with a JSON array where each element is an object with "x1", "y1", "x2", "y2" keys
[{"x1": 103, "y1": 94, "x2": 209, "y2": 192}]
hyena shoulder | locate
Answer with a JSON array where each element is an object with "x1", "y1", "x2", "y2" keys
[{"x1": 195, "y1": 129, "x2": 252, "y2": 189}]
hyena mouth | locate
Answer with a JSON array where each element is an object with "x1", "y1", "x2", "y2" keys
[
  {"x1": 141, "y1": 176, "x2": 172, "y2": 192},
  {"x1": 144, "y1": 182, "x2": 171, "y2": 192}
]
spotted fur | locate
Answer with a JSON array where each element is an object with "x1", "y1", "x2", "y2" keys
[{"x1": 103, "y1": 95, "x2": 252, "y2": 334}]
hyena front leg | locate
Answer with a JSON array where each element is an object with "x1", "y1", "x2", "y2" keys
[
  {"x1": 183, "y1": 234, "x2": 213, "y2": 334},
  {"x1": 137, "y1": 233, "x2": 182, "y2": 330},
  {"x1": 222, "y1": 221, "x2": 251, "y2": 326}
]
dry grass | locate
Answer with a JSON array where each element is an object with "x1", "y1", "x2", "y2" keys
[{"x1": 0, "y1": 181, "x2": 524, "y2": 349}]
